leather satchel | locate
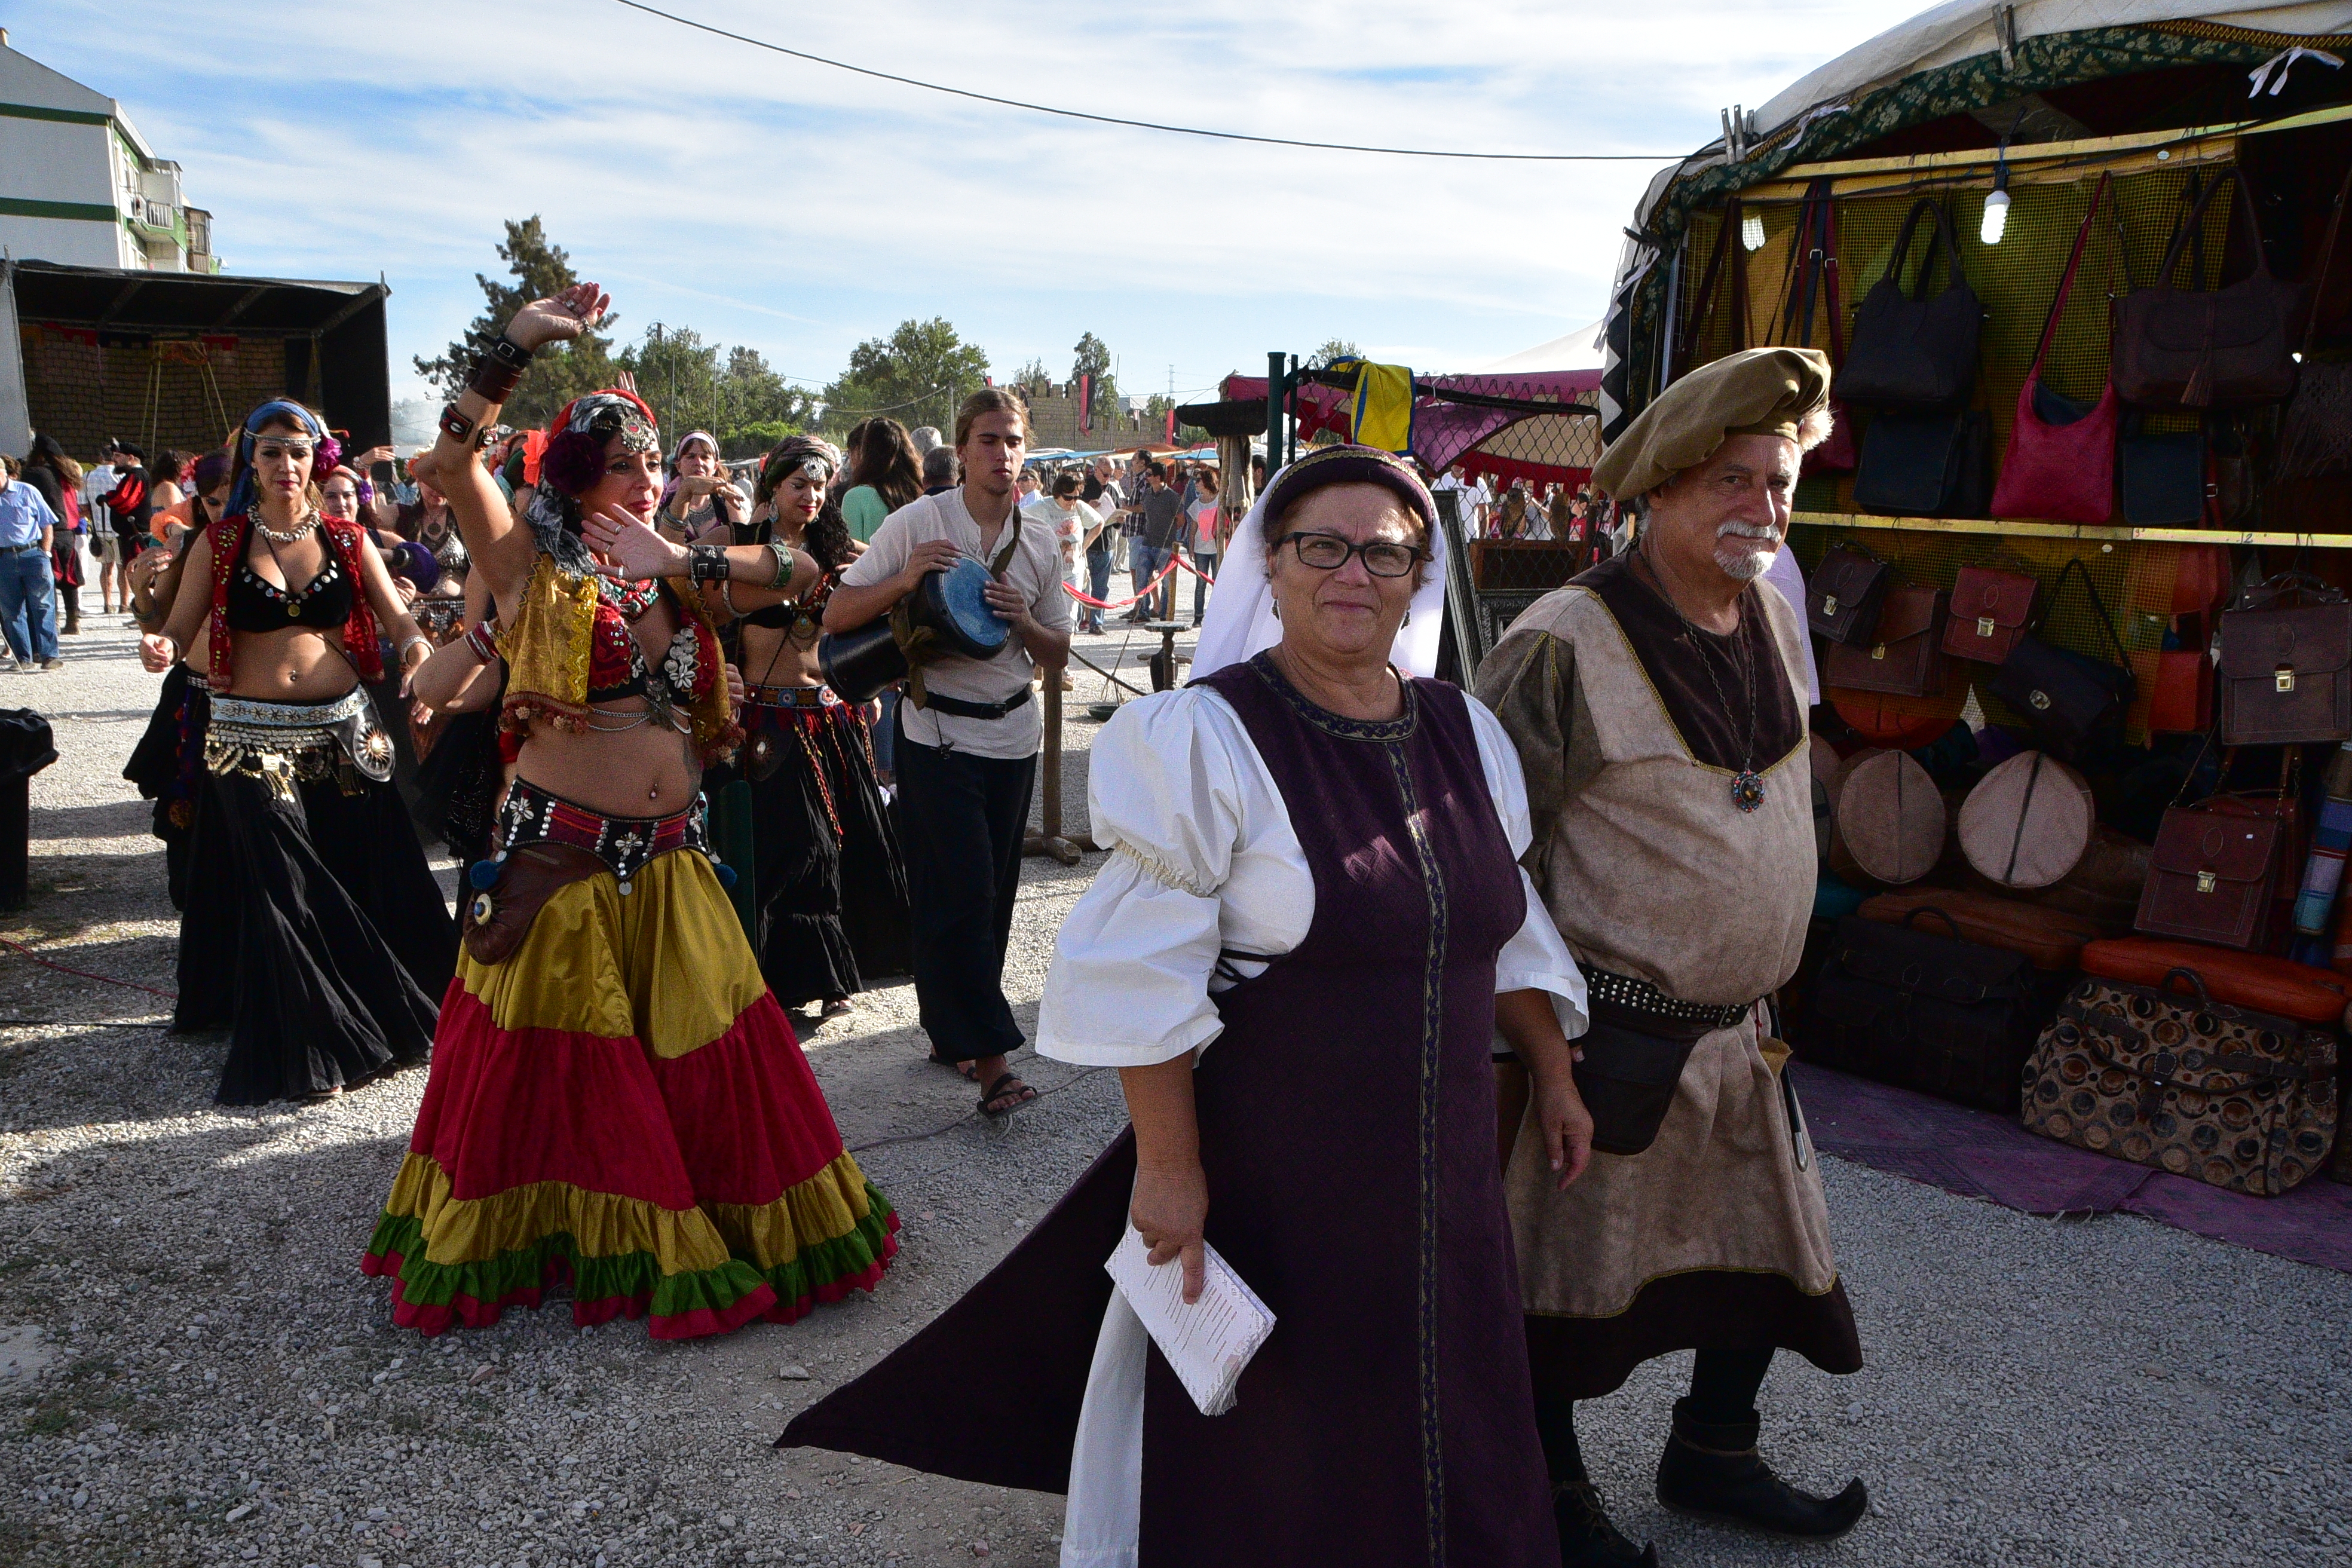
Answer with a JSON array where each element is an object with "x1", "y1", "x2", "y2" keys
[
  {"x1": 1853, "y1": 408, "x2": 1993, "y2": 517},
  {"x1": 460, "y1": 841, "x2": 611, "y2": 966},
  {"x1": 1835, "y1": 197, "x2": 1983, "y2": 411},
  {"x1": 1803, "y1": 909, "x2": 2050, "y2": 1114},
  {"x1": 1991, "y1": 173, "x2": 2121, "y2": 523},
  {"x1": 2217, "y1": 572, "x2": 2352, "y2": 745},
  {"x1": 2022, "y1": 966, "x2": 2338, "y2": 1195},
  {"x1": 1860, "y1": 887, "x2": 2100, "y2": 973},
  {"x1": 1822, "y1": 584, "x2": 1946, "y2": 696},
  {"x1": 2114, "y1": 170, "x2": 2302, "y2": 411},
  {"x1": 2081, "y1": 937, "x2": 2352, "y2": 1024},
  {"x1": 1984, "y1": 561, "x2": 2136, "y2": 747},
  {"x1": 2134, "y1": 752, "x2": 2296, "y2": 951},
  {"x1": 1808, "y1": 544, "x2": 1890, "y2": 645},
  {"x1": 1944, "y1": 564, "x2": 2037, "y2": 663}
]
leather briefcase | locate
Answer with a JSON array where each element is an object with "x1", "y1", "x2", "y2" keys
[
  {"x1": 1809, "y1": 544, "x2": 1890, "y2": 645},
  {"x1": 1834, "y1": 196, "x2": 1983, "y2": 411},
  {"x1": 2113, "y1": 170, "x2": 2302, "y2": 412},
  {"x1": 1803, "y1": 909, "x2": 2050, "y2": 1113},
  {"x1": 1822, "y1": 584, "x2": 1946, "y2": 696},
  {"x1": 1944, "y1": 565, "x2": 2038, "y2": 663},
  {"x1": 1859, "y1": 887, "x2": 2101, "y2": 973},
  {"x1": 2136, "y1": 782, "x2": 2294, "y2": 952},
  {"x1": 1958, "y1": 749, "x2": 2095, "y2": 890},
  {"x1": 2217, "y1": 574, "x2": 2352, "y2": 745},
  {"x1": 2081, "y1": 937, "x2": 2352, "y2": 1024},
  {"x1": 2022, "y1": 966, "x2": 2338, "y2": 1195}
]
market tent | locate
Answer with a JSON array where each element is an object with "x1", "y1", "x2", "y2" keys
[
  {"x1": 1473, "y1": 320, "x2": 1606, "y2": 373},
  {"x1": 1220, "y1": 368, "x2": 1601, "y2": 485},
  {"x1": 1599, "y1": 0, "x2": 2352, "y2": 433}
]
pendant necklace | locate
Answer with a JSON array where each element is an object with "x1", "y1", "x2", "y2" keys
[{"x1": 1640, "y1": 543, "x2": 1765, "y2": 813}]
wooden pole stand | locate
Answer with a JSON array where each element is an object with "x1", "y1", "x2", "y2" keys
[{"x1": 1025, "y1": 675, "x2": 1083, "y2": 865}]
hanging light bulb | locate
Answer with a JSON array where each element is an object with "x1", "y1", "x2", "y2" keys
[
  {"x1": 1741, "y1": 212, "x2": 1766, "y2": 251},
  {"x1": 1980, "y1": 146, "x2": 2013, "y2": 245}
]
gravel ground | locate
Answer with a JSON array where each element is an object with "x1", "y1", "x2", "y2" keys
[{"x1": 2, "y1": 614, "x2": 2348, "y2": 1568}]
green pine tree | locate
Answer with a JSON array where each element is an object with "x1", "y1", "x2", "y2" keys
[{"x1": 414, "y1": 217, "x2": 619, "y2": 428}]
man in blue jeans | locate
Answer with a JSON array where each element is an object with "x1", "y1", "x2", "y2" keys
[
  {"x1": 1132, "y1": 460, "x2": 1186, "y2": 623},
  {"x1": 0, "y1": 459, "x2": 62, "y2": 671}
]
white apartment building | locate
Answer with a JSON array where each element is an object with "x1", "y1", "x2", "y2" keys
[{"x1": 0, "y1": 29, "x2": 218, "y2": 275}]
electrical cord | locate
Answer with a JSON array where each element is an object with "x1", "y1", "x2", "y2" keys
[
  {"x1": 0, "y1": 935, "x2": 177, "y2": 1000},
  {"x1": 612, "y1": 1, "x2": 1680, "y2": 163},
  {"x1": 847, "y1": 1065, "x2": 1112, "y2": 1154}
]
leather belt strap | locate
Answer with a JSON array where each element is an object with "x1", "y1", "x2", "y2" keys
[
  {"x1": 1578, "y1": 963, "x2": 1756, "y2": 1034},
  {"x1": 923, "y1": 685, "x2": 1034, "y2": 721}
]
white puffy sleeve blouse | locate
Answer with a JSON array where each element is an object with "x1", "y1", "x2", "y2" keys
[{"x1": 1036, "y1": 683, "x2": 1587, "y2": 1066}]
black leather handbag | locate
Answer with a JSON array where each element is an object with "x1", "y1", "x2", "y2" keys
[
  {"x1": 1800, "y1": 908, "x2": 2056, "y2": 1113},
  {"x1": 1986, "y1": 559, "x2": 2137, "y2": 747},
  {"x1": 1833, "y1": 197, "x2": 1984, "y2": 412},
  {"x1": 1853, "y1": 408, "x2": 1993, "y2": 517},
  {"x1": 2118, "y1": 412, "x2": 2205, "y2": 527},
  {"x1": 1808, "y1": 544, "x2": 1891, "y2": 645}
]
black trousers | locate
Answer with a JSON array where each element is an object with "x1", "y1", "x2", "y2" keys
[
  {"x1": 893, "y1": 722, "x2": 1034, "y2": 1064},
  {"x1": 1535, "y1": 1348, "x2": 1775, "y2": 1487}
]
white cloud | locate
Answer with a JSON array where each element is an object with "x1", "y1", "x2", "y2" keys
[{"x1": 8, "y1": 0, "x2": 1925, "y2": 397}]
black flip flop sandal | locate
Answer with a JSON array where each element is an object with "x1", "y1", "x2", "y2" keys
[
  {"x1": 928, "y1": 1049, "x2": 978, "y2": 1082},
  {"x1": 979, "y1": 1073, "x2": 1037, "y2": 1117}
]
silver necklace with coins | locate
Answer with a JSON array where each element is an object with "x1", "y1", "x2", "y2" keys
[
  {"x1": 252, "y1": 502, "x2": 317, "y2": 546},
  {"x1": 1637, "y1": 537, "x2": 1764, "y2": 813}
]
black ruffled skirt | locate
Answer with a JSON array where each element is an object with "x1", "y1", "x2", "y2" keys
[
  {"x1": 718, "y1": 696, "x2": 910, "y2": 1008},
  {"x1": 175, "y1": 757, "x2": 457, "y2": 1105},
  {"x1": 122, "y1": 663, "x2": 207, "y2": 910}
]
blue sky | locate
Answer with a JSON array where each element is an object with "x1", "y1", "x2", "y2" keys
[{"x1": 10, "y1": 1, "x2": 1922, "y2": 404}]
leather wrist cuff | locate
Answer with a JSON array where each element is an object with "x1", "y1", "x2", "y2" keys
[
  {"x1": 688, "y1": 544, "x2": 731, "y2": 584},
  {"x1": 466, "y1": 353, "x2": 525, "y2": 405},
  {"x1": 438, "y1": 403, "x2": 479, "y2": 445}
]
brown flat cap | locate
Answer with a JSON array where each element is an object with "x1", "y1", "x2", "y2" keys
[{"x1": 1592, "y1": 346, "x2": 1832, "y2": 500}]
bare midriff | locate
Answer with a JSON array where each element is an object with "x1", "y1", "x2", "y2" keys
[
  {"x1": 509, "y1": 595, "x2": 702, "y2": 819},
  {"x1": 220, "y1": 625, "x2": 364, "y2": 705},
  {"x1": 734, "y1": 617, "x2": 823, "y2": 693}
]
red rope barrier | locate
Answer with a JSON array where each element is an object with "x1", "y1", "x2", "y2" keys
[
  {"x1": 1062, "y1": 555, "x2": 1180, "y2": 611},
  {"x1": 0, "y1": 935, "x2": 177, "y2": 1000}
]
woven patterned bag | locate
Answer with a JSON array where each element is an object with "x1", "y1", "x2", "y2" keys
[{"x1": 2021, "y1": 966, "x2": 2338, "y2": 1196}]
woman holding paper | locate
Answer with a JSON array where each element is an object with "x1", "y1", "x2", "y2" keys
[{"x1": 783, "y1": 445, "x2": 1593, "y2": 1568}]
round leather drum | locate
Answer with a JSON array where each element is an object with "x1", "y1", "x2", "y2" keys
[
  {"x1": 1958, "y1": 749, "x2": 2094, "y2": 890},
  {"x1": 817, "y1": 623, "x2": 906, "y2": 705},
  {"x1": 914, "y1": 558, "x2": 1011, "y2": 659},
  {"x1": 1835, "y1": 748, "x2": 1945, "y2": 886}
]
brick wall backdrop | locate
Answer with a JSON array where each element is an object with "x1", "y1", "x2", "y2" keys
[{"x1": 21, "y1": 324, "x2": 290, "y2": 463}]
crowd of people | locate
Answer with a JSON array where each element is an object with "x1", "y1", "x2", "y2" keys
[{"x1": 18, "y1": 268, "x2": 1853, "y2": 1563}]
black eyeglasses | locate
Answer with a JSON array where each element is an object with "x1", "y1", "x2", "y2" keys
[{"x1": 1276, "y1": 531, "x2": 1425, "y2": 578}]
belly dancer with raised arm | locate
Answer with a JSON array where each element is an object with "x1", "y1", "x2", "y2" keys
[{"x1": 363, "y1": 283, "x2": 898, "y2": 1339}]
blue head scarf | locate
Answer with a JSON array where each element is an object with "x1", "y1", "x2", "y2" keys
[{"x1": 224, "y1": 399, "x2": 334, "y2": 520}]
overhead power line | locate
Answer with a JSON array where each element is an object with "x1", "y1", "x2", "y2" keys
[{"x1": 611, "y1": 0, "x2": 1681, "y2": 162}]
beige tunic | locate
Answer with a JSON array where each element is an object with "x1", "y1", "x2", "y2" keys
[{"x1": 1477, "y1": 572, "x2": 1840, "y2": 1321}]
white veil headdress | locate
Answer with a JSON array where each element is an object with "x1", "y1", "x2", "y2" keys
[{"x1": 1190, "y1": 457, "x2": 1450, "y2": 683}]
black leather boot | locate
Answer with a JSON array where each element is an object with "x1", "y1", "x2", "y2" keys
[
  {"x1": 1655, "y1": 1398, "x2": 1866, "y2": 1540},
  {"x1": 1553, "y1": 1480, "x2": 1658, "y2": 1568}
]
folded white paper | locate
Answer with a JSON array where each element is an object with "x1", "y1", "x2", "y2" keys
[{"x1": 1103, "y1": 1226, "x2": 1276, "y2": 1417}]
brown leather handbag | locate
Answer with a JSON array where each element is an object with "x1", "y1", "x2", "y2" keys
[
  {"x1": 1943, "y1": 564, "x2": 2038, "y2": 664},
  {"x1": 1822, "y1": 584, "x2": 1947, "y2": 696},
  {"x1": 2112, "y1": 169, "x2": 2302, "y2": 411},
  {"x1": 2134, "y1": 749, "x2": 2298, "y2": 952},
  {"x1": 2217, "y1": 572, "x2": 2352, "y2": 745},
  {"x1": 1809, "y1": 544, "x2": 1891, "y2": 645}
]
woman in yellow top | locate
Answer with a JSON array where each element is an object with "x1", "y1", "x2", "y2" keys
[{"x1": 362, "y1": 283, "x2": 899, "y2": 1340}]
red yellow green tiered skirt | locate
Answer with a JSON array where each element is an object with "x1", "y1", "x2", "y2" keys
[{"x1": 362, "y1": 847, "x2": 896, "y2": 1339}]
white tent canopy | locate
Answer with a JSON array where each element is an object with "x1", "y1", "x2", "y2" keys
[{"x1": 1473, "y1": 318, "x2": 1607, "y2": 373}]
